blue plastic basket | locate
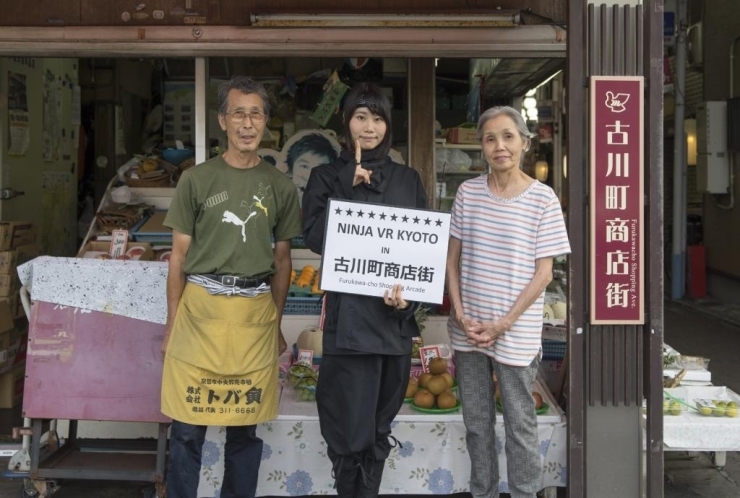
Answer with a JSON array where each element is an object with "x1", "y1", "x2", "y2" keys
[
  {"x1": 291, "y1": 236, "x2": 307, "y2": 248},
  {"x1": 284, "y1": 296, "x2": 323, "y2": 315},
  {"x1": 542, "y1": 339, "x2": 566, "y2": 360},
  {"x1": 130, "y1": 212, "x2": 173, "y2": 244}
]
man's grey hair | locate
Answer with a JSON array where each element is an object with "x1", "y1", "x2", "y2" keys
[{"x1": 218, "y1": 76, "x2": 271, "y2": 117}]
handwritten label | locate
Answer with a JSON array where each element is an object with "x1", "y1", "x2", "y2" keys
[
  {"x1": 296, "y1": 349, "x2": 314, "y2": 367},
  {"x1": 109, "y1": 230, "x2": 129, "y2": 258},
  {"x1": 419, "y1": 345, "x2": 441, "y2": 373}
]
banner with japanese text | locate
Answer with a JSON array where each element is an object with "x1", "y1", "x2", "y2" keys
[
  {"x1": 321, "y1": 199, "x2": 451, "y2": 304},
  {"x1": 590, "y1": 76, "x2": 645, "y2": 324}
]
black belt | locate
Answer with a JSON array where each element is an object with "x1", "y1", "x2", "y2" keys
[{"x1": 201, "y1": 274, "x2": 271, "y2": 288}]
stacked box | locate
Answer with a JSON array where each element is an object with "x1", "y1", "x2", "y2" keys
[
  {"x1": 0, "y1": 221, "x2": 35, "y2": 252},
  {"x1": 0, "y1": 221, "x2": 39, "y2": 307},
  {"x1": 0, "y1": 362, "x2": 25, "y2": 409},
  {"x1": 446, "y1": 127, "x2": 478, "y2": 144}
]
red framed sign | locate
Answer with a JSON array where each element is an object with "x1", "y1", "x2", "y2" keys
[{"x1": 589, "y1": 76, "x2": 645, "y2": 324}]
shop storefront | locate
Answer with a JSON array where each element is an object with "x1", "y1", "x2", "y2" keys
[{"x1": 0, "y1": 2, "x2": 666, "y2": 497}]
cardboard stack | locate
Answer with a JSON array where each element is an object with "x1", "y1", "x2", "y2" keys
[
  {"x1": 0, "y1": 221, "x2": 38, "y2": 320},
  {"x1": 0, "y1": 300, "x2": 26, "y2": 408}
]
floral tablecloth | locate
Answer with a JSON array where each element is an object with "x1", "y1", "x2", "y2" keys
[{"x1": 197, "y1": 379, "x2": 567, "y2": 497}]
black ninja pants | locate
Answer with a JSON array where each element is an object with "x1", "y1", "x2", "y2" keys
[{"x1": 316, "y1": 352, "x2": 411, "y2": 465}]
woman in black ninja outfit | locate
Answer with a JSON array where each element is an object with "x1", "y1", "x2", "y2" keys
[{"x1": 302, "y1": 82, "x2": 428, "y2": 497}]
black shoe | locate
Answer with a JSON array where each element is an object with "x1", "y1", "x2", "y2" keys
[
  {"x1": 355, "y1": 459, "x2": 385, "y2": 498},
  {"x1": 332, "y1": 455, "x2": 360, "y2": 498}
]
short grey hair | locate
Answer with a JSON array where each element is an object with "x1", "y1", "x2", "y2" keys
[
  {"x1": 218, "y1": 76, "x2": 271, "y2": 117},
  {"x1": 477, "y1": 106, "x2": 535, "y2": 151}
]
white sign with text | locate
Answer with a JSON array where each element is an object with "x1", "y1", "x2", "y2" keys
[{"x1": 320, "y1": 199, "x2": 451, "y2": 304}]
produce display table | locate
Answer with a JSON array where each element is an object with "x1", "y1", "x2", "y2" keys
[
  {"x1": 196, "y1": 378, "x2": 567, "y2": 496},
  {"x1": 662, "y1": 385, "x2": 740, "y2": 469},
  {"x1": 17, "y1": 256, "x2": 567, "y2": 496},
  {"x1": 659, "y1": 346, "x2": 736, "y2": 468}
]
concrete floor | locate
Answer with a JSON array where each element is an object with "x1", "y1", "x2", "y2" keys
[{"x1": 0, "y1": 300, "x2": 738, "y2": 498}]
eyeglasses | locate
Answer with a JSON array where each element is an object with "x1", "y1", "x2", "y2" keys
[{"x1": 225, "y1": 109, "x2": 266, "y2": 124}]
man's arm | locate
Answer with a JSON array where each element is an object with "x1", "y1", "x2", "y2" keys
[
  {"x1": 162, "y1": 229, "x2": 192, "y2": 354},
  {"x1": 271, "y1": 239, "x2": 292, "y2": 355}
]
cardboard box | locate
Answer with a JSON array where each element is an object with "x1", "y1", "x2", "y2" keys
[
  {"x1": 0, "y1": 273, "x2": 18, "y2": 298},
  {"x1": 77, "y1": 241, "x2": 154, "y2": 261},
  {"x1": 15, "y1": 243, "x2": 40, "y2": 268},
  {"x1": 0, "y1": 300, "x2": 14, "y2": 334},
  {"x1": 0, "y1": 294, "x2": 24, "y2": 320},
  {"x1": 0, "y1": 301, "x2": 22, "y2": 373},
  {"x1": 11, "y1": 222, "x2": 35, "y2": 249},
  {"x1": 446, "y1": 127, "x2": 478, "y2": 144},
  {"x1": 0, "y1": 251, "x2": 17, "y2": 275},
  {"x1": 0, "y1": 221, "x2": 35, "y2": 251},
  {"x1": 0, "y1": 331, "x2": 10, "y2": 368},
  {"x1": 0, "y1": 362, "x2": 25, "y2": 409},
  {"x1": 0, "y1": 328, "x2": 27, "y2": 374}
]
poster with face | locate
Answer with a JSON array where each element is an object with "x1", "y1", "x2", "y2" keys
[{"x1": 259, "y1": 130, "x2": 341, "y2": 202}]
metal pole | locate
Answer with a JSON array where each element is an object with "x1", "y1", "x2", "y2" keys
[
  {"x1": 671, "y1": 0, "x2": 688, "y2": 299},
  {"x1": 195, "y1": 57, "x2": 209, "y2": 165}
]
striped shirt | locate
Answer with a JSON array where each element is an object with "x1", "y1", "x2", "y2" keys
[{"x1": 448, "y1": 176, "x2": 571, "y2": 366}]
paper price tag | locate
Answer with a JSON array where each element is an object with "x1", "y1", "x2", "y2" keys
[
  {"x1": 109, "y1": 230, "x2": 129, "y2": 258},
  {"x1": 419, "y1": 345, "x2": 441, "y2": 373},
  {"x1": 296, "y1": 349, "x2": 314, "y2": 367}
]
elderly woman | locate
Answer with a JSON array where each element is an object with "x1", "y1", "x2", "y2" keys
[{"x1": 446, "y1": 106, "x2": 571, "y2": 498}]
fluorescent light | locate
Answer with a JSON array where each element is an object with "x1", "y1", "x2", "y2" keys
[
  {"x1": 535, "y1": 70, "x2": 562, "y2": 90},
  {"x1": 250, "y1": 13, "x2": 521, "y2": 27}
]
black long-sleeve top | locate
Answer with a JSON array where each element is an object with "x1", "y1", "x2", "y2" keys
[{"x1": 302, "y1": 150, "x2": 428, "y2": 355}]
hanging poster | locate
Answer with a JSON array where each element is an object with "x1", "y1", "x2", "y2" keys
[
  {"x1": 8, "y1": 72, "x2": 29, "y2": 156},
  {"x1": 310, "y1": 71, "x2": 349, "y2": 127},
  {"x1": 71, "y1": 85, "x2": 81, "y2": 126},
  {"x1": 43, "y1": 70, "x2": 62, "y2": 161},
  {"x1": 41, "y1": 172, "x2": 76, "y2": 257}
]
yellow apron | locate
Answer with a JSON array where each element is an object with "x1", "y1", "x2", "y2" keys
[{"x1": 161, "y1": 283, "x2": 279, "y2": 426}]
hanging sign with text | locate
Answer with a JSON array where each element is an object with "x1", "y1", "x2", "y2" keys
[
  {"x1": 589, "y1": 76, "x2": 645, "y2": 324},
  {"x1": 321, "y1": 199, "x2": 451, "y2": 304}
]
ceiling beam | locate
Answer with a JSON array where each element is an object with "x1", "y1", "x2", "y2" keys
[{"x1": 0, "y1": 25, "x2": 566, "y2": 58}]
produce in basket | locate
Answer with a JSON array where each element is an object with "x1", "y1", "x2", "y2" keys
[
  {"x1": 287, "y1": 364, "x2": 316, "y2": 386},
  {"x1": 296, "y1": 326, "x2": 323, "y2": 358},
  {"x1": 295, "y1": 377, "x2": 318, "y2": 401},
  {"x1": 287, "y1": 364, "x2": 319, "y2": 402},
  {"x1": 294, "y1": 266, "x2": 316, "y2": 288},
  {"x1": 408, "y1": 358, "x2": 459, "y2": 411}
]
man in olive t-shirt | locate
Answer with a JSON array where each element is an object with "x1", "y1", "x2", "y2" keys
[{"x1": 161, "y1": 76, "x2": 301, "y2": 498}]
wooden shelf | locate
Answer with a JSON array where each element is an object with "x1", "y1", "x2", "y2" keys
[
  {"x1": 435, "y1": 139, "x2": 482, "y2": 151},
  {"x1": 437, "y1": 170, "x2": 485, "y2": 176}
]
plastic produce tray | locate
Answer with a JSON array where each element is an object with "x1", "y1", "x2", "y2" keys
[
  {"x1": 284, "y1": 296, "x2": 323, "y2": 315},
  {"x1": 542, "y1": 339, "x2": 566, "y2": 360}
]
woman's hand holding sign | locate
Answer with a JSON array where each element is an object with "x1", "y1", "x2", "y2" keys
[
  {"x1": 352, "y1": 139, "x2": 373, "y2": 187},
  {"x1": 383, "y1": 283, "x2": 409, "y2": 310}
]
